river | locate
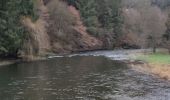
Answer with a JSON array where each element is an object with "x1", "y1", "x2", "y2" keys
[{"x1": 0, "y1": 50, "x2": 170, "y2": 100}]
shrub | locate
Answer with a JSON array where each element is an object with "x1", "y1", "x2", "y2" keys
[{"x1": 86, "y1": 27, "x2": 99, "y2": 36}]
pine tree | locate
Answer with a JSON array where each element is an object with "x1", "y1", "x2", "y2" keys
[
  {"x1": 0, "y1": 0, "x2": 36, "y2": 57},
  {"x1": 77, "y1": 0, "x2": 99, "y2": 27}
]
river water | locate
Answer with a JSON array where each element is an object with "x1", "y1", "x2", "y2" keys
[{"x1": 0, "y1": 50, "x2": 170, "y2": 100}]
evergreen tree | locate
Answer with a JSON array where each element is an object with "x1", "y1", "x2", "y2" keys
[
  {"x1": 76, "y1": 0, "x2": 100, "y2": 36},
  {"x1": 77, "y1": 0, "x2": 99, "y2": 27},
  {"x1": 75, "y1": 0, "x2": 122, "y2": 47},
  {"x1": 0, "y1": 0, "x2": 36, "y2": 57}
]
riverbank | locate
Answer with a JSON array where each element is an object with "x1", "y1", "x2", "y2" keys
[
  {"x1": 130, "y1": 51, "x2": 170, "y2": 80},
  {"x1": 0, "y1": 59, "x2": 21, "y2": 67}
]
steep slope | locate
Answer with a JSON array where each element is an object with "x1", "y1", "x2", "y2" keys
[
  {"x1": 47, "y1": 0, "x2": 103, "y2": 53},
  {"x1": 67, "y1": 6, "x2": 103, "y2": 51},
  {"x1": 21, "y1": 0, "x2": 103, "y2": 60},
  {"x1": 21, "y1": 0, "x2": 51, "y2": 60}
]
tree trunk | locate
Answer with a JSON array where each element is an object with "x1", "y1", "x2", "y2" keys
[
  {"x1": 168, "y1": 49, "x2": 170, "y2": 54},
  {"x1": 153, "y1": 46, "x2": 156, "y2": 53}
]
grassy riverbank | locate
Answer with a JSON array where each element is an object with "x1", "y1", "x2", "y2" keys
[
  {"x1": 132, "y1": 52, "x2": 170, "y2": 80},
  {"x1": 138, "y1": 53, "x2": 170, "y2": 64}
]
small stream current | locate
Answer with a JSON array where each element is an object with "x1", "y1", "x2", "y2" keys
[{"x1": 0, "y1": 50, "x2": 169, "y2": 100}]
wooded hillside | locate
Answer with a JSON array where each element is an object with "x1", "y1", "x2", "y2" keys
[{"x1": 1, "y1": 0, "x2": 170, "y2": 59}]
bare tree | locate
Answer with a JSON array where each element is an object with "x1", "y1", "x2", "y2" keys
[
  {"x1": 143, "y1": 6, "x2": 166, "y2": 53},
  {"x1": 122, "y1": 0, "x2": 167, "y2": 52}
]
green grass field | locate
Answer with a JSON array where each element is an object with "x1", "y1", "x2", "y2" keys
[{"x1": 138, "y1": 53, "x2": 170, "y2": 64}]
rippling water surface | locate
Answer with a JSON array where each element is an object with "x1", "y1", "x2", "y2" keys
[{"x1": 0, "y1": 50, "x2": 170, "y2": 100}]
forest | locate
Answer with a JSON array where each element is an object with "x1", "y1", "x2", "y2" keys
[{"x1": 0, "y1": 0, "x2": 170, "y2": 58}]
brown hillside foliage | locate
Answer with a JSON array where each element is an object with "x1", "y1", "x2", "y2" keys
[
  {"x1": 21, "y1": 0, "x2": 51, "y2": 60},
  {"x1": 20, "y1": 0, "x2": 103, "y2": 60},
  {"x1": 47, "y1": 0, "x2": 102, "y2": 53},
  {"x1": 122, "y1": 0, "x2": 167, "y2": 49}
]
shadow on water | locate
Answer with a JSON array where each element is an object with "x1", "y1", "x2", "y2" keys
[{"x1": 0, "y1": 55, "x2": 169, "y2": 100}]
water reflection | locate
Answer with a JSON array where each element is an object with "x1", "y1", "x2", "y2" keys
[{"x1": 0, "y1": 56, "x2": 169, "y2": 100}]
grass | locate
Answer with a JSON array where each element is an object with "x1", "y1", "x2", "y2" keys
[
  {"x1": 131, "y1": 51, "x2": 170, "y2": 80},
  {"x1": 138, "y1": 53, "x2": 170, "y2": 64}
]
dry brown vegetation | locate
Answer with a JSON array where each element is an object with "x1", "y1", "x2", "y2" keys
[
  {"x1": 131, "y1": 62, "x2": 170, "y2": 80},
  {"x1": 149, "y1": 64, "x2": 170, "y2": 80},
  {"x1": 20, "y1": 0, "x2": 103, "y2": 60},
  {"x1": 47, "y1": 0, "x2": 102, "y2": 53},
  {"x1": 122, "y1": 0, "x2": 167, "y2": 50},
  {"x1": 20, "y1": 0, "x2": 51, "y2": 60}
]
